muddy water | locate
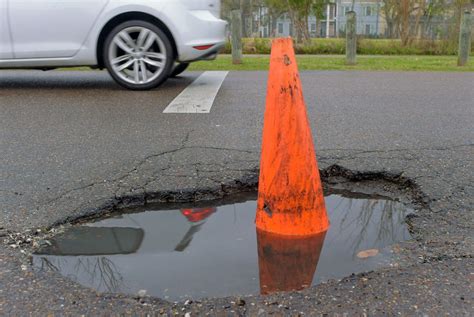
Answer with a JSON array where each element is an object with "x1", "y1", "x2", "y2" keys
[{"x1": 33, "y1": 193, "x2": 413, "y2": 300}]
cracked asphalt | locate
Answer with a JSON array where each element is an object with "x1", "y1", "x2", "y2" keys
[{"x1": 0, "y1": 70, "x2": 473, "y2": 315}]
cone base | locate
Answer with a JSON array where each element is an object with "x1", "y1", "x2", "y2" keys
[{"x1": 256, "y1": 208, "x2": 330, "y2": 236}]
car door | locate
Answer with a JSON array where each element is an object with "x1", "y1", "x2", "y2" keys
[
  {"x1": 8, "y1": 0, "x2": 109, "y2": 59},
  {"x1": 0, "y1": 0, "x2": 13, "y2": 59}
]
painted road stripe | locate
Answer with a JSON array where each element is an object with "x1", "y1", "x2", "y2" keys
[{"x1": 163, "y1": 71, "x2": 229, "y2": 114}]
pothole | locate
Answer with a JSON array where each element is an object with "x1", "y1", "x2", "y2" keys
[{"x1": 32, "y1": 189, "x2": 413, "y2": 301}]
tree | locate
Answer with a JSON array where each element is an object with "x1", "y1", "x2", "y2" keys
[
  {"x1": 286, "y1": 0, "x2": 312, "y2": 42},
  {"x1": 264, "y1": 0, "x2": 288, "y2": 36},
  {"x1": 381, "y1": 0, "x2": 398, "y2": 38},
  {"x1": 382, "y1": 0, "x2": 428, "y2": 46},
  {"x1": 312, "y1": 0, "x2": 330, "y2": 38},
  {"x1": 263, "y1": 0, "x2": 331, "y2": 40},
  {"x1": 422, "y1": 0, "x2": 448, "y2": 38}
]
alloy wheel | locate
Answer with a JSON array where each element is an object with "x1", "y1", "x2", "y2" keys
[{"x1": 108, "y1": 26, "x2": 167, "y2": 85}]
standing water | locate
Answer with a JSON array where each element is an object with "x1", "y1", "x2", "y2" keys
[{"x1": 33, "y1": 193, "x2": 413, "y2": 300}]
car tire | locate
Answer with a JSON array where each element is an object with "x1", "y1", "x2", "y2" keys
[
  {"x1": 103, "y1": 20, "x2": 174, "y2": 90},
  {"x1": 169, "y1": 63, "x2": 190, "y2": 78}
]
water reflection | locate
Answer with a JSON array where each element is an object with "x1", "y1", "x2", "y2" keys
[
  {"x1": 257, "y1": 229, "x2": 326, "y2": 295},
  {"x1": 39, "y1": 257, "x2": 125, "y2": 292},
  {"x1": 33, "y1": 195, "x2": 412, "y2": 300},
  {"x1": 175, "y1": 208, "x2": 216, "y2": 251},
  {"x1": 35, "y1": 227, "x2": 144, "y2": 256},
  {"x1": 34, "y1": 208, "x2": 217, "y2": 294}
]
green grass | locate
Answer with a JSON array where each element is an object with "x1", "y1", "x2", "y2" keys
[
  {"x1": 222, "y1": 38, "x2": 473, "y2": 56},
  {"x1": 189, "y1": 55, "x2": 474, "y2": 72}
]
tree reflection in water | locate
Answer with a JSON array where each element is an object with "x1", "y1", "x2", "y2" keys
[
  {"x1": 38, "y1": 256, "x2": 124, "y2": 293},
  {"x1": 331, "y1": 197, "x2": 410, "y2": 257}
]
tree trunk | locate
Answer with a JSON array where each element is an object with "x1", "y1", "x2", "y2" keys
[
  {"x1": 316, "y1": 20, "x2": 322, "y2": 38},
  {"x1": 413, "y1": 2, "x2": 425, "y2": 40},
  {"x1": 294, "y1": 17, "x2": 310, "y2": 43},
  {"x1": 271, "y1": 13, "x2": 279, "y2": 37},
  {"x1": 386, "y1": 20, "x2": 394, "y2": 38},
  {"x1": 296, "y1": 19, "x2": 304, "y2": 43},
  {"x1": 288, "y1": 10, "x2": 300, "y2": 41},
  {"x1": 303, "y1": 16, "x2": 310, "y2": 41},
  {"x1": 288, "y1": 1, "x2": 311, "y2": 43},
  {"x1": 399, "y1": 0, "x2": 410, "y2": 46}
]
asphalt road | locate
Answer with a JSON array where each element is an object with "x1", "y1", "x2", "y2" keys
[{"x1": 0, "y1": 70, "x2": 473, "y2": 315}]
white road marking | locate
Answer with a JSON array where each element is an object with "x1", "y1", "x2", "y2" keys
[{"x1": 163, "y1": 71, "x2": 229, "y2": 114}]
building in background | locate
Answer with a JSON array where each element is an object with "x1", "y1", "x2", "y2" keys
[
  {"x1": 273, "y1": 3, "x2": 337, "y2": 38},
  {"x1": 336, "y1": 0, "x2": 386, "y2": 37},
  {"x1": 322, "y1": 1, "x2": 338, "y2": 38},
  {"x1": 274, "y1": 13, "x2": 292, "y2": 37},
  {"x1": 258, "y1": 1, "x2": 385, "y2": 38}
]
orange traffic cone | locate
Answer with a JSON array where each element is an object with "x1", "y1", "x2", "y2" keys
[
  {"x1": 256, "y1": 38, "x2": 329, "y2": 236},
  {"x1": 257, "y1": 229, "x2": 326, "y2": 295}
]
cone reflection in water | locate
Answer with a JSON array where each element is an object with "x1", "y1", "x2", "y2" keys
[
  {"x1": 181, "y1": 207, "x2": 216, "y2": 223},
  {"x1": 256, "y1": 38, "x2": 329, "y2": 236},
  {"x1": 257, "y1": 228, "x2": 327, "y2": 295}
]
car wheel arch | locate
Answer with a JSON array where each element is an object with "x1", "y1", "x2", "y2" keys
[{"x1": 96, "y1": 11, "x2": 177, "y2": 68}]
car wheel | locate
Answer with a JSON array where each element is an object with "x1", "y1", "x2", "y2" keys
[
  {"x1": 170, "y1": 63, "x2": 190, "y2": 78},
  {"x1": 104, "y1": 20, "x2": 174, "y2": 90}
]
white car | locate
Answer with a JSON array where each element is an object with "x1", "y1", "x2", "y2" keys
[{"x1": 0, "y1": 0, "x2": 226, "y2": 90}]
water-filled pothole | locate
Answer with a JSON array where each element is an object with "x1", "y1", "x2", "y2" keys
[{"x1": 33, "y1": 191, "x2": 413, "y2": 300}]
